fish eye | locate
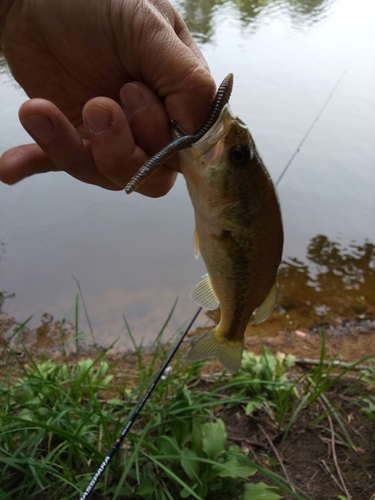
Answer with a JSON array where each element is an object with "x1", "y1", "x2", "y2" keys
[{"x1": 229, "y1": 145, "x2": 252, "y2": 166}]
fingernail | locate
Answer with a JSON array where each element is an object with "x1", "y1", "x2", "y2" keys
[
  {"x1": 121, "y1": 83, "x2": 145, "y2": 118},
  {"x1": 85, "y1": 104, "x2": 113, "y2": 134},
  {"x1": 22, "y1": 115, "x2": 54, "y2": 144}
]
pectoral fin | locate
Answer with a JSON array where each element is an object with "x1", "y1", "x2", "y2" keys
[
  {"x1": 253, "y1": 282, "x2": 277, "y2": 324},
  {"x1": 193, "y1": 229, "x2": 200, "y2": 260},
  {"x1": 187, "y1": 328, "x2": 243, "y2": 373},
  {"x1": 189, "y1": 274, "x2": 220, "y2": 310}
]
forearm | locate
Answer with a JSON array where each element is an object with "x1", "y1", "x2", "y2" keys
[{"x1": 0, "y1": 0, "x2": 17, "y2": 51}]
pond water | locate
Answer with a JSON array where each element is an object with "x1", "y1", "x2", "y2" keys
[{"x1": 0, "y1": 0, "x2": 374, "y2": 350}]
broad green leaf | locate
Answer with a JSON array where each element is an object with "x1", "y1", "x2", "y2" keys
[
  {"x1": 212, "y1": 457, "x2": 256, "y2": 479},
  {"x1": 191, "y1": 420, "x2": 203, "y2": 456},
  {"x1": 135, "y1": 480, "x2": 155, "y2": 496},
  {"x1": 242, "y1": 482, "x2": 283, "y2": 500},
  {"x1": 180, "y1": 485, "x2": 197, "y2": 498},
  {"x1": 285, "y1": 354, "x2": 296, "y2": 367},
  {"x1": 107, "y1": 398, "x2": 125, "y2": 406},
  {"x1": 180, "y1": 447, "x2": 200, "y2": 482},
  {"x1": 245, "y1": 399, "x2": 263, "y2": 415},
  {"x1": 148, "y1": 456, "x2": 203, "y2": 500},
  {"x1": 202, "y1": 419, "x2": 226, "y2": 460}
]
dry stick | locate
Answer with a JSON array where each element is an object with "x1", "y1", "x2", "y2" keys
[
  {"x1": 295, "y1": 358, "x2": 372, "y2": 371},
  {"x1": 319, "y1": 459, "x2": 344, "y2": 491},
  {"x1": 227, "y1": 435, "x2": 267, "y2": 451},
  {"x1": 258, "y1": 424, "x2": 296, "y2": 494},
  {"x1": 79, "y1": 306, "x2": 202, "y2": 500},
  {"x1": 318, "y1": 396, "x2": 351, "y2": 500}
]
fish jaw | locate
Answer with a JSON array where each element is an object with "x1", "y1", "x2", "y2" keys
[{"x1": 177, "y1": 105, "x2": 238, "y2": 220}]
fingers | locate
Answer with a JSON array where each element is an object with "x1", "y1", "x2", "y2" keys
[
  {"x1": 0, "y1": 91, "x2": 178, "y2": 197},
  {"x1": 83, "y1": 83, "x2": 178, "y2": 196},
  {"x1": 0, "y1": 144, "x2": 56, "y2": 185},
  {"x1": 13, "y1": 98, "x2": 120, "y2": 189},
  {"x1": 0, "y1": 112, "x2": 118, "y2": 189},
  {"x1": 119, "y1": 82, "x2": 180, "y2": 172}
]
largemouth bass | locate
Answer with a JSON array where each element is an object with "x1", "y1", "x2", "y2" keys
[
  {"x1": 179, "y1": 104, "x2": 283, "y2": 373},
  {"x1": 126, "y1": 74, "x2": 283, "y2": 373}
]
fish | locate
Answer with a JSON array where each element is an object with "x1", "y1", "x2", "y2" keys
[
  {"x1": 126, "y1": 75, "x2": 283, "y2": 373},
  {"x1": 179, "y1": 103, "x2": 283, "y2": 373}
]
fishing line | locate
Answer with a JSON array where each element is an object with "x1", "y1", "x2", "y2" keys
[
  {"x1": 275, "y1": 71, "x2": 346, "y2": 187},
  {"x1": 79, "y1": 306, "x2": 202, "y2": 500}
]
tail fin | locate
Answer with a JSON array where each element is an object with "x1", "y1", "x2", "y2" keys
[{"x1": 186, "y1": 328, "x2": 243, "y2": 373}]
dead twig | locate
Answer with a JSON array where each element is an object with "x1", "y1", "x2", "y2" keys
[
  {"x1": 318, "y1": 396, "x2": 351, "y2": 499},
  {"x1": 319, "y1": 459, "x2": 344, "y2": 491},
  {"x1": 295, "y1": 358, "x2": 371, "y2": 371},
  {"x1": 227, "y1": 435, "x2": 267, "y2": 450},
  {"x1": 258, "y1": 424, "x2": 296, "y2": 494},
  {"x1": 319, "y1": 434, "x2": 347, "y2": 448}
]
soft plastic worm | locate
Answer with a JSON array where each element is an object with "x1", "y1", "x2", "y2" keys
[{"x1": 125, "y1": 73, "x2": 234, "y2": 194}]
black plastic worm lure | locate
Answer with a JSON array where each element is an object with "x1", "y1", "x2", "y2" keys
[{"x1": 125, "y1": 73, "x2": 234, "y2": 194}]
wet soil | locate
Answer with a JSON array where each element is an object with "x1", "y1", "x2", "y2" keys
[{"x1": 220, "y1": 388, "x2": 375, "y2": 500}]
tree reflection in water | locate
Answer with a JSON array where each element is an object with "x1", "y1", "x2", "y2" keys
[
  {"x1": 173, "y1": 0, "x2": 333, "y2": 44},
  {"x1": 277, "y1": 235, "x2": 375, "y2": 330},
  {"x1": 207, "y1": 235, "x2": 374, "y2": 335}
]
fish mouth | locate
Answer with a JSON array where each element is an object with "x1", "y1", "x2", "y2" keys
[
  {"x1": 193, "y1": 104, "x2": 234, "y2": 156},
  {"x1": 194, "y1": 104, "x2": 248, "y2": 158}
]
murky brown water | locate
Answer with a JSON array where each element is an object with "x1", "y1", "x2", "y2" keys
[
  {"x1": 1, "y1": 0, "x2": 374, "y2": 351},
  {"x1": 1, "y1": 234, "x2": 374, "y2": 355}
]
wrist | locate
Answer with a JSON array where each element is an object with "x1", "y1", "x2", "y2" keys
[{"x1": 0, "y1": 0, "x2": 16, "y2": 50}]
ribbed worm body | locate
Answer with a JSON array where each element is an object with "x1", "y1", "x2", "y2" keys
[{"x1": 125, "y1": 74, "x2": 234, "y2": 194}]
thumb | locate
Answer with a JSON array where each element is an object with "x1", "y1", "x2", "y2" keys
[{"x1": 124, "y1": 1, "x2": 216, "y2": 134}]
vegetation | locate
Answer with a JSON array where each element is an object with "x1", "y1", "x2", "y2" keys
[{"x1": 0, "y1": 301, "x2": 374, "y2": 499}]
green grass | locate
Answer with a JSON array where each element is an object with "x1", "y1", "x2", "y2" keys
[{"x1": 0, "y1": 300, "x2": 374, "y2": 499}]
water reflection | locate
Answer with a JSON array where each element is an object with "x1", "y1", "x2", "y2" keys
[
  {"x1": 174, "y1": 0, "x2": 224, "y2": 44},
  {"x1": 276, "y1": 236, "x2": 374, "y2": 329},
  {"x1": 206, "y1": 235, "x2": 375, "y2": 337},
  {"x1": 2, "y1": 235, "x2": 374, "y2": 351},
  {"x1": 174, "y1": 0, "x2": 334, "y2": 42}
]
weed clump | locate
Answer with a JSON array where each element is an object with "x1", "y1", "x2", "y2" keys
[{"x1": 0, "y1": 306, "x2": 374, "y2": 500}]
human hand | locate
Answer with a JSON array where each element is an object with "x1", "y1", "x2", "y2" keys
[{"x1": 0, "y1": 0, "x2": 215, "y2": 197}]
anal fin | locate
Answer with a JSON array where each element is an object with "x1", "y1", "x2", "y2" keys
[{"x1": 253, "y1": 282, "x2": 277, "y2": 324}]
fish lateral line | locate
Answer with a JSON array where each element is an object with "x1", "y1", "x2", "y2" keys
[{"x1": 125, "y1": 73, "x2": 234, "y2": 194}]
